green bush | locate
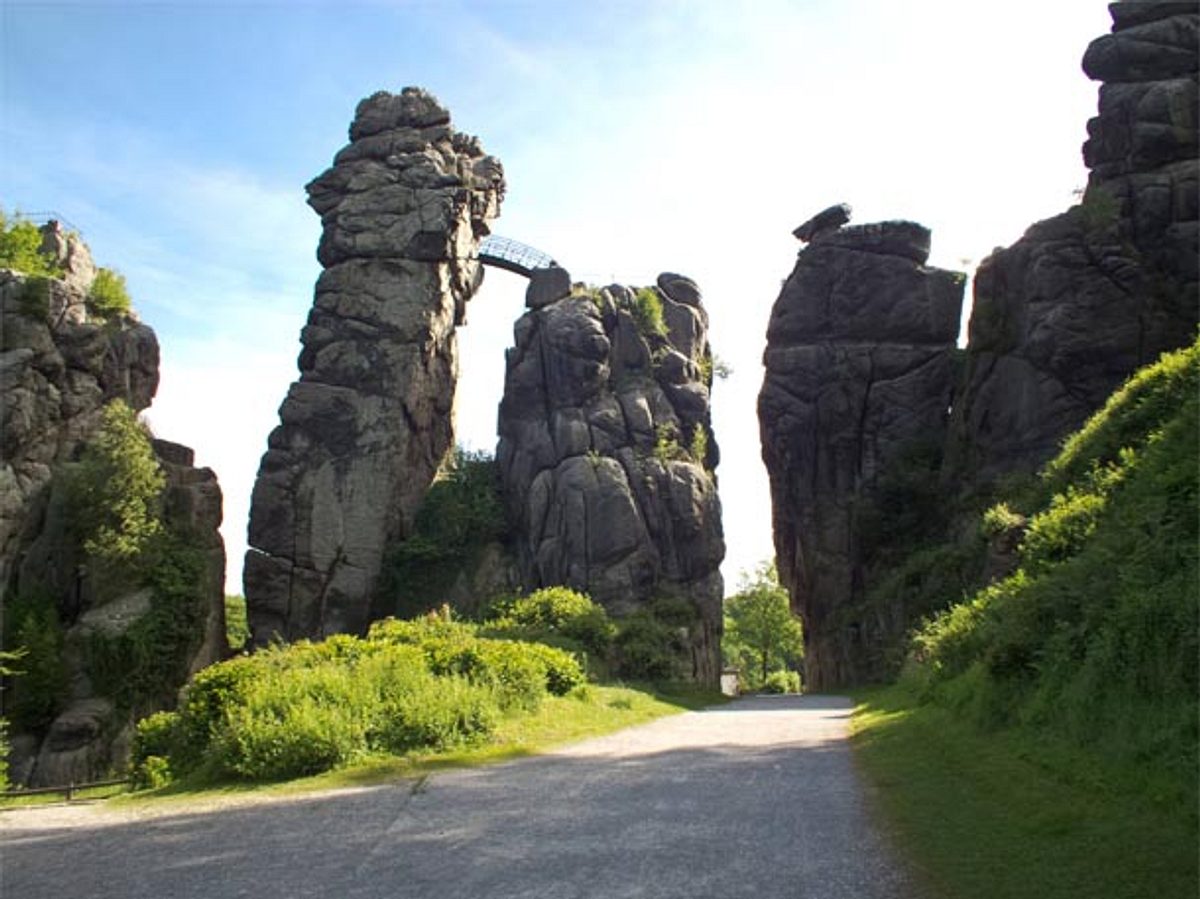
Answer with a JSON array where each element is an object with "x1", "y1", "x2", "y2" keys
[
  {"x1": 614, "y1": 611, "x2": 685, "y2": 681},
  {"x1": 486, "y1": 587, "x2": 614, "y2": 655},
  {"x1": 632, "y1": 287, "x2": 667, "y2": 337},
  {"x1": 761, "y1": 670, "x2": 801, "y2": 694},
  {"x1": 67, "y1": 399, "x2": 165, "y2": 578},
  {"x1": 3, "y1": 596, "x2": 67, "y2": 733},
  {"x1": 377, "y1": 447, "x2": 507, "y2": 618},
  {"x1": 86, "y1": 267, "x2": 132, "y2": 319},
  {"x1": 0, "y1": 210, "x2": 61, "y2": 278},
  {"x1": 16, "y1": 277, "x2": 51, "y2": 319}
]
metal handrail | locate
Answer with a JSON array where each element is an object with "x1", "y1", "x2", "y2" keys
[{"x1": 479, "y1": 234, "x2": 557, "y2": 277}]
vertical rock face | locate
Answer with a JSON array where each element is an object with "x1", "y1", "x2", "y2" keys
[
  {"x1": 946, "y1": 2, "x2": 1198, "y2": 482},
  {"x1": 1, "y1": 229, "x2": 226, "y2": 785},
  {"x1": 245, "y1": 88, "x2": 505, "y2": 643},
  {"x1": 760, "y1": 3, "x2": 1198, "y2": 690},
  {"x1": 758, "y1": 220, "x2": 965, "y2": 690},
  {"x1": 497, "y1": 274, "x2": 725, "y2": 684}
]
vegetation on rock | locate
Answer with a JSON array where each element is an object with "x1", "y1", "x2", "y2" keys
[
  {"x1": 0, "y1": 209, "x2": 62, "y2": 278},
  {"x1": 86, "y1": 267, "x2": 132, "y2": 319},
  {"x1": 377, "y1": 447, "x2": 507, "y2": 619}
]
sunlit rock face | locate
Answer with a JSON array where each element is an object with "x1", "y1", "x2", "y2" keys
[
  {"x1": 758, "y1": 219, "x2": 964, "y2": 691},
  {"x1": 945, "y1": 1, "x2": 1199, "y2": 483},
  {"x1": 244, "y1": 88, "x2": 505, "y2": 643},
  {"x1": 497, "y1": 273, "x2": 725, "y2": 685},
  {"x1": 1, "y1": 227, "x2": 225, "y2": 786}
]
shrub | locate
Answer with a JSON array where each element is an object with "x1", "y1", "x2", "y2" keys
[
  {"x1": 377, "y1": 447, "x2": 507, "y2": 618},
  {"x1": 486, "y1": 587, "x2": 613, "y2": 655},
  {"x1": 86, "y1": 267, "x2": 132, "y2": 319},
  {"x1": 0, "y1": 210, "x2": 61, "y2": 278},
  {"x1": 614, "y1": 611, "x2": 685, "y2": 681},
  {"x1": 16, "y1": 277, "x2": 51, "y2": 319},
  {"x1": 980, "y1": 502, "x2": 1024, "y2": 537},
  {"x1": 3, "y1": 597, "x2": 67, "y2": 733},
  {"x1": 761, "y1": 670, "x2": 801, "y2": 694},
  {"x1": 67, "y1": 399, "x2": 165, "y2": 576},
  {"x1": 632, "y1": 287, "x2": 667, "y2": 337}
]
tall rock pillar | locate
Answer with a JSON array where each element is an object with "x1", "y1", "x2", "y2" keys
[
  {"x1": 758, "y1": 219, "x2": 964, "y2": 690},
  {"x1": 245, "y1": 88, "x2": 504, "y2": 643}
]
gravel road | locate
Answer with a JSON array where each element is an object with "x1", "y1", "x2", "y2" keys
[{"x1": 0, "y1": 694, "x2": 914, "y2": 898}]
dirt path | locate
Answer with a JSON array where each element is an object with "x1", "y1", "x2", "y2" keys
[{"x1": 0, "y1": 694, "x2": 914, "y2": 898}]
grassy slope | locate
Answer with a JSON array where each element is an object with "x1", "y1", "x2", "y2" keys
[{"x1": 853, "y1": 341, "x2": 1199, "y2": 898}]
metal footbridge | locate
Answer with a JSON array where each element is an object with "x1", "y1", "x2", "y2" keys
[{"x1": 479, "y1": 235, "x2": 558, "y2": 278}]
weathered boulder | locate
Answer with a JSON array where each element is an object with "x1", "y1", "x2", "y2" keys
[
  {"x1": 946, "y1": 1, "x2": 1199, "y2": 482},
  {"x1": 497, "y1": 278, "x2": 725, "y2": 684},
  {"x1": 0, "y1": 233, "x2": 226, "y2": 786},
  {"x1": 759, "y1": 218, "x2": 965, "y2": 690},
  {"x1": 245, "y1": 87, "x2": 505, "y2": 643}
]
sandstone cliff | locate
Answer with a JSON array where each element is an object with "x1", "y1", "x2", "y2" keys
[
  {"x1": 244, "y1": 88, "x2": 505, "y2": 643},
  {"x1": 945, "y1": 1, "x2": 1198, "y2": 482},
  {"x1": 759, "y1": 1, "x2": 1199, "y2": 689},
  {"x1": 1, "y1": 224, "x2": 225, "y2": 785},
  {"x1": 758, "y1": 219, "x2": 964, "y2": 690},
  {"x1": 498, "y1": 272, "x2": 725, "y2": 684}
]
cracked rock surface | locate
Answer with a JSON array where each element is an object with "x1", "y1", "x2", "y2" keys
[
  {"x1": 945, "y1": 1, "x2": 1198, "y2": 482},
  {"x1": 245, "y1": 88, "x2": 505, "y2": 643},
  {"x1": 497, "y1": 275, "x2": 725, "y2": 684},
  {"x1": 758, "y1": 221, "x2": 964, "y2": 691}
]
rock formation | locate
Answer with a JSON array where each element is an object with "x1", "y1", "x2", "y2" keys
[
  {"x1": 945, "y1": 1, "x2": 1198, "y2": 482},
  {"x1": 758, "y1": 219, "x2": 965, "y2": 690},
  {"x1": 244, "y1": 88, "x2": 505, "y2": 643},
  {"x1": 760, "y1": 2, "x2": 1199, "y2": 689},
  {"x1": 1, "y1": 225, "x2": 226, "y2": 785},
  {"x1": 497, "y1": 272, "x2": 725, "y2": 684}
]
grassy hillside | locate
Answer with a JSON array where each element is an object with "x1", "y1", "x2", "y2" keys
[{"x1": 854, "y1": 339, "x2": 1199, "y2": 897}]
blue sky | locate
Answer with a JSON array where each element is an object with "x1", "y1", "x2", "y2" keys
[{"x1": 3, "y1": 0, "x2": 1113, "y2": 595}]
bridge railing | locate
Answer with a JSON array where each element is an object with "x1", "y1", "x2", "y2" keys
[{"x1": 478, "y1": 235, "x2": 557, "y2": 278}]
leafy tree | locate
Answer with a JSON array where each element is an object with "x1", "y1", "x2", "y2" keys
[
  {"x1": 87, "y1": 267, "x2": 132, "y2": 319},
  {"x1": 723, "y1": 563, "x2": 804, "y2": 688},
  {"x1": 0, "y1": 209, "x2": 61, "y2": 277},
  {"x1": 68, "y1": 399, "x2": 165, "y2": 577}
]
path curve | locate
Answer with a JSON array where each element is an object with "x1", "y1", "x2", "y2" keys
[{"x1": 1, "y1": 695, "x2": 913, "y2": 898}]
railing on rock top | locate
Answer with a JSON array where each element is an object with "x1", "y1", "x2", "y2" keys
[{"x1": 478, "y1": 235, "x2": 558, "y2": 278}]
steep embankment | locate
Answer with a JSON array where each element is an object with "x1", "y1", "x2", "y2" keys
[{"x1": 854, "y1": 340, "x2": 1199, "y2": 899}]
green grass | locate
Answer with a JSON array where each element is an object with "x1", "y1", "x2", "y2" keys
[
  {"x1": 852, "y1": 684, "x2": 1199, "y2": 899},
  {"x1": 110, "y1": 683, "x2": 721, "y2": 807}
]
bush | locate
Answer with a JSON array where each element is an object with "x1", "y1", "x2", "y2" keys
[
  {"x1": 3, "y1": 597, "x2": 67, "y2": 733},
  {"x1": 614, "y1": 611, "x2": 685, "y2": 681},
  {"x1": 0, "y1": 210, "x2": 61, "y2": 278},
  {"x1": 86, "y1": 267, "x2": 132, "y2": 319},
  {"x1": 761, "y1": 670, "x2": 801, "y2": 694},
  {"x1": 632, "y1": 287, "x2": 667, "y2": 337},
  {"x1": 377, "y1": 447, "x2": 507, "y2": 618},
  {"x1": 486, "y1": 587, "x2": 613, "y2": 655}
]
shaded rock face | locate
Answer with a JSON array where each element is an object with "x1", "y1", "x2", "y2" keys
[
  {"x1": 758, "y1": 221, "x2": 965, "y2": 691},
  {"x1": 946, "y1": 2, "x2": 1199, "y2": 482},
  {"x1": 760, "y1": 3, "x2": 1199, "y2": 690},
  {"x1": 1, "y1": 236, "x2": 226, "y2": 786},
  {"x1": 245, "y1": 88, "x2": 505, "y2": 643},
  {"x1": 497, "y1": 275, "x2": 725, "y2": 684}
]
